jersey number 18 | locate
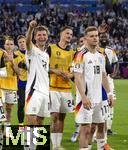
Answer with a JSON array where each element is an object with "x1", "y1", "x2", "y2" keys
[{"x1": 94, "y1": 65, "x2": 100, "y2": 74}]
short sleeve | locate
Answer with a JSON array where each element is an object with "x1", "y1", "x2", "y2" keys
[
  {"x1": 102, "y1": 55, "x2": 106, "y2": 73},
  {"x1": 112, "y1": 51, "x2": 118, "y2": 63},
  {"x1": 72, "y1": 51, "x2": 85, "y2": 73}
]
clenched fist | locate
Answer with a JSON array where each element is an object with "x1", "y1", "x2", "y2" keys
[{"x1": 29, "y1": 20, "x2": 37, "y2": 28}]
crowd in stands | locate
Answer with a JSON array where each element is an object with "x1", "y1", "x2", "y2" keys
[{"x1": 0, "y1": 1, "x2": 128, "y2": 62}]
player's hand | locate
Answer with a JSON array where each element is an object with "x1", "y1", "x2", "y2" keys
[
  {"x1": 63, "y1": 72, "x2": 73, "y2": 79},
  {"x1": 51, "y1": 68, "x2": 63, "y2": 76},
  {"x1": 108, "y1": 94, "x2": 114, "y2": 107},
  {"x1": 82, "y1": 97, "x2": 92, "y2": 110},
  {"x1": 3, "y1": 50, "x2": 13, "y2": 62},
  {"x1": 61, "y1": 72, "x2": 70, "y2": 81},
  {"x1": 29, "y1": 20, "x2": 37, "y2": 29},
  {"x1": 110, "y1": 73, "x2": 116, "y2": 78}
]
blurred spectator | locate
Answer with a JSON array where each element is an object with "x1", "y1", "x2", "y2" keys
[{"x1": 0, "y1": 1, "x2": 127, "y2": 55}]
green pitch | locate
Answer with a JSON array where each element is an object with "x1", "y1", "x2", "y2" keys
[{"x1": 11, "y1": 79, "x2": 128, "y2": 150}]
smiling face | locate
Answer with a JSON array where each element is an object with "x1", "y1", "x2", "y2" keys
[
  {"x1": 4, "y1": 39, "x2": 15, "y2": 52},
  {"x1": 35, "y1": 30, "x2": 48, "y2": 46},
  {"x1": 34, "y1": 26, "x2": 49, "y2": 47},
  {"x1": 99, "y1": 32, "x2": 109, "y2": 47},
  {"x1": 34, "y1": 30, "x2": 48, "y2": 47}
]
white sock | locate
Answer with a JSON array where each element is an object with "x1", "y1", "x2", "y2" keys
[
  {"x1": 76, "y1": 126, "x2": 80, "y2": 133},
  {"x1": 107, "y1": 118, "x2": 112, "y2": 130},
  {"x1": 107, "y1": 107, "x2": 113, "y2": 130},
  {"x1": 97, "y1": 139, "x2": 105, "y2": 150},
  {"x1": 30, "y1": 127, "x2": 35, "y2": 149},
  {"x1": 93, "y1": 130, "x2": 96, "y2": 138},
  {"x1": 51, "y1": 133, "x2": 57, "y2": 148},
  {"x1": 79, "y1": 148, "x2": 88, "y2": 150},
  {"x1": 92, "y1": 130, "x2": 97, "y2": 142},
  {"x1": 88, "y1": 145, "x2": 92, "y2": 150},
  {"x1": 104, "y1": 131, "x2": 107, "y2": 143},
  {"x1": 57, "y1": 133, "x2": 63, "y2": 147}
]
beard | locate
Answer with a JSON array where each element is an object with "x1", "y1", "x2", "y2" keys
[
  {"x1": 38, "y1": 40, "x2": 47, "y2": 47},
  {"x1": 100, "y1": 39, "x2": 109, "y2": 47}
]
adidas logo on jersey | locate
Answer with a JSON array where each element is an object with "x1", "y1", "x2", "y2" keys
[
  {"x1": 0, "y1": 114, "x2": 6, "y2": 122},
  {"x1": 88, "y1": 60, "x2": 93, "y2": 64}
]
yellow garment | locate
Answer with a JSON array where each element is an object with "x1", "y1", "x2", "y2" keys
[
  {"x1": 99, "y1": 47, "x2": 105, "y2": 54},
  {"x1": 0, "y1": 50, "x2": 6, "y2": 91},
  {"x1": 49, "y1": 44, "x2": 75, "y2": 92},
  {"x1": 0, "y1": 53, "x2": 20, "y2": 91},
  {"x1": 0, "y1": 50, "x2": 4, "y2": 64},
  {"x1": 0, "y1": 90, "x2": 2, "y2": 98},
  {"x1": 14, "y1": 50, "x2": 27, "y2": 81}
]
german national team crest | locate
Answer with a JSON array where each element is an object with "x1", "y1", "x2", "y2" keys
[{"x1": 56, "y1": 51, "x2": 61, "y2": 56}]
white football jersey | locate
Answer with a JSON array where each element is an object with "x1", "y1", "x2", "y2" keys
[
  {"x1": 26, "y1": 45, "x2": 49, "y2": 96},
  {"x1": 74, "y1": 51, "x2": 106, "y2": 103},
  {"x1": 105, "y1": 47, "x2": 118, "y2": 85},
  {"x1": 105, "y1": 47, "x2": 118, "y2": 65}
]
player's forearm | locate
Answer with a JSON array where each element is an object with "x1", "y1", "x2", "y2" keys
[
  {"x1": 63, "y1": 72, "x2": 74, "y2": 79},
  {"x1": 26, "y1": 27, "x2": 33, "y2": 51},
  {"x1": 102, "y1": 72, "x2": 111, "y2": 93},
  {"x1": 50, "y1": 68, "x2": 58, "y2": 74},
  {"x1": 112, "y1": 62, "x2": 119, "y2": 77},
  {"x1": 74, "y1": 72, "x2": 86, "y2": 101},
  {"x1": 11, "y1": 61, "x2": 20, "y2": 76}
]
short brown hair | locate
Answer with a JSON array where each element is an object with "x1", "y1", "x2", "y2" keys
[
  {"x1": 34, "y1": 25, "x2": 50, "y2": 36},
  {"x1": 17, "y1": 35, "x2": 26, "y2": 41},
  {"x1": 60, "y1": 26, "x2": 73, "y2": 33},
  {"x1": 84, "y1": 26, "x2": 98, "y2": 35}
]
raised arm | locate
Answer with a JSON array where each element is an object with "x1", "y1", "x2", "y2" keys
[{"x1": 26, "y1": 20, "x2": 37, "y2": 51}]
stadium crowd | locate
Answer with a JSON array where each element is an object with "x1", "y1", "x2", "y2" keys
[{"x1": 0, "y1": 2, "x2": 128, "y2": 55}]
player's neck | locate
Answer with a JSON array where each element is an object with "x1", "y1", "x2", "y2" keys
[
  {"x1": 20, "y1": 48, "x2": 26, "y2": 51},
  {"x1": 87, "y1": 45, "x2": 97, "y2": 53},
  {"x1": 6, "y1": 49, "x2": 13, "y2": 53},
  {"x1": 35, "y1": 43, "x2": 45, "y2": 51},
  {"x1": 100, "y1": 43, "x2": 107, "y2": 48},
  {"x1": 58, "y1": 41, "x2": 68, "y2": 49}
]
